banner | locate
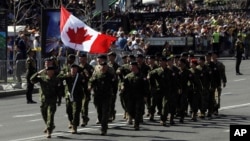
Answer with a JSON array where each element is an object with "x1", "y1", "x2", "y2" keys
[{"x1": 41, "y1": 9, "x2": 74, "y2": 57}]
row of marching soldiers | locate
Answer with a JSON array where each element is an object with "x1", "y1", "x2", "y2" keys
[{"x1": 29, "y1": 48, "x2": 227, "y2": 138}]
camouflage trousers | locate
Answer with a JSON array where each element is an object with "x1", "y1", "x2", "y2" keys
[{"x1": 40, "y1": 102, "x2": 57, "y2": 132}]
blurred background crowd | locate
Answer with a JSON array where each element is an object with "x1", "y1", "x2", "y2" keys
[{"x1": 1, "y1": 0, "x2": 250, "y2": 64}]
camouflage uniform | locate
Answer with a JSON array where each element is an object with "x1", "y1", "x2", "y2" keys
[
  {"x1": 30, "y1": 68, "x2": 61, "y2": 137},
  {"x1": 189, "y1": 61, "x2": 203, "y2": 121},
  {"x1": 116, "y1": 62, "x2": 131, "y2": 119},
  {"x1": 122, "y1": 65, "x2": 148, "y2": 130},
  {"x1": 137, "y1": 56, "x2": 150, "y2": 117},
  {"x1": 212, "y1": 54, "x2": 227, "y2": 115},
  {"x1": 167, "y1": 59, "x2": 180, "y2": 125},
  {"x1": 108, "y1": 60, "x2": 120, "y2": 121},
  {"x1": 148, "y1": 61, "x2": 172, "y2": 125},
  {"x1": 206, "y1": 58, "x2": 218, "y2": 117},
  {"x1": 89, "y1": 63, "x2": 115, "y2": 135},
  {"x1": 196, "y1": 58, "x2": 212, "y2": 118},
  {"x1": 177, "y1": 59, "x2": 194, "y2": 123},
  {"x1": 79, "y1": 62, "x2": 94, "y2": 126},
  {"x1": 57, "y1": 65, "x2": 85, "y2": 133}
]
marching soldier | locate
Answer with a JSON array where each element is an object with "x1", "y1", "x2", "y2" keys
[
  {"x1": 189, "y1": 59, "x2": 202, "y2": 121},
  {"x1": 177, "y1": 58, "x2": 194, "y2": 123},
  {"x1": 30, "y1": 66, "x2": 61, "y2": 138},
  {"x1": 78, "y1": 53, "x2": 94, "y2": 127},
  {"x1": 121, "y1": 61, "x2": 148, "y2": 130},
  {"x1": 116, "y1": 54, "x2": 133, "y2": 120},
  {"x1": 88, "y1": 61, "x2": 115, "y2": 135},
  {"x1": 211, "y1": 51, "x2": 227, "y2": 115},
  {"x1": 136, "y1": 54, "x2": 150, "y2": 118},
  {"x1": 167, "y1": 56, "x2": 180, "y2": 124},
  {"x1": 197, "y1": 56, "x2": 212, "y2": 119},
  {"x1": 26, "y1": 48, "x2": 37, "y2": 104},
  {"x1": 107, "y1": 51, "x2": 120, "y2": 122},
  {"x1": 146, "y1": 55, "x2": 160, "y2": 121},
  {"x1": 205, "y1": 52, "x2": 218, "y2": 118},
  {"x1": 147, "y1": 57, "x2": 172, "y2": 125},
  {"x1": 58, "y1": 64, "x2": 85, "y2": 134},
  {"x1": 92, "y1": 54, "x2": 115, "y2": 124}
]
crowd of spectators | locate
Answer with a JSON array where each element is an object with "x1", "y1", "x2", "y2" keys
[{"x1": 3, "y1": 0, "x2": 250, "y2": 62}]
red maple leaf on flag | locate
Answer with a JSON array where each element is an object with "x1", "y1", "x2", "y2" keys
[{"x1": 66, "y1": 27, "x2": 92, "y2": 45}]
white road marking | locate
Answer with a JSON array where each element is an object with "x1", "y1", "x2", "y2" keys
[
  {"x1": 233, "y1": 78, "x2": 246, "y2": 82},
  {"x1": 222, "y1": 92, "x2": 232, "y2": 95},
  {"x1": 28, "y1": 119, "x2": 43, "y2": 122},
  {"x1": 13, "y1": 113, "x2": 40, "y2": 118},
  {"x1": 220, "y1": 103, "x2": 250, "y2": 110},
  {"x1": 9, "y1": 103, "x2": 250, "y2": 141},
  {"x1": 224, "y1": 129, "x2": 230, "y2": 132}
]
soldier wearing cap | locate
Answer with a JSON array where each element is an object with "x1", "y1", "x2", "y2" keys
[
  {"x1": 92, "y1": 54, "x2": 115, "y2": 124},
  {"x1": 205, "y1": 51, "x2": 219, "y2": 118},
  {"x1": 92, "y1": 54, "x2": 108, "y2": 75},
  {"x1": 48, "y1": 48, "x2": 60, "y2": 73},
  {"x1": 147, "y1": 57, "x2": 172, "y2": 124},
  {"x1": 177, "y1": 58, "x2": 195, "y2": 123},
  {"x1": 58, "y1": 64, "x2": 85, "y2": 134},
  {"x1": 30, "y1": 66, "x2": 61, "y2": 138},
  {"x1": 166, "y1": 55, "x2": 180, "y2": 125},
  {"x1": 60, "y1": 54, "x2": 76, "y2": 76},
  {"x1": 116, "y1": 54, "x2": 133, "y2": 120},
  {"x1": 121, "y1": 54, "x2": 128, "y2": 65},
  {"x1": 189, "y1": 59, "x2": 203, "y2": 121},
  {"x1": 26, "y1": 48, "x2": 37, "y2": 104},
  {"x1": 78, "y1": 53, "x2": 94, "y2": 127},
  {"x1": 146, "y1": 55, "x2": 160, "y2": 120},
  {"x1": 88, "y1": 61, "x2": 115, "y2": 135},
  {"x1": 136, "y1": 54, "x2": 151, "y2": 118},
  {"x1": 121, "y1": 61, "x2": 148, "y2": 130},
  {"x1": 211, "y1": 51, "x2": 227, "y2": 115},
  {"x1": 197, "y1": 56, "x2": 213, "y2": 119},
  {"x1": 107, "y1": 51, "x2": 120, "y2": 122}
]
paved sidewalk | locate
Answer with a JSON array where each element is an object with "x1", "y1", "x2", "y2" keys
[{"x1": 0, "y1": 83, "x2": 39, "y2": 98}]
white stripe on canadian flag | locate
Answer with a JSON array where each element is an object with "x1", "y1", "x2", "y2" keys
[{"x1": 60, "y1": 6, "x2": 116, "y2": 54}]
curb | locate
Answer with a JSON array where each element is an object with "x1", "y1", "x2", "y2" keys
[{"x1": 0, "y1": 88, "x2": 39, "y2": 98}]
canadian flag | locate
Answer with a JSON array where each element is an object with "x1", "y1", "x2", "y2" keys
[{"x1": 60, "y1": 6, "x2": 116, "y2": 54}]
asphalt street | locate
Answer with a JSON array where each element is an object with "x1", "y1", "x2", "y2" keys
[{"x1": 0, "y1": 58, "x2": 250, "y2": 141}]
